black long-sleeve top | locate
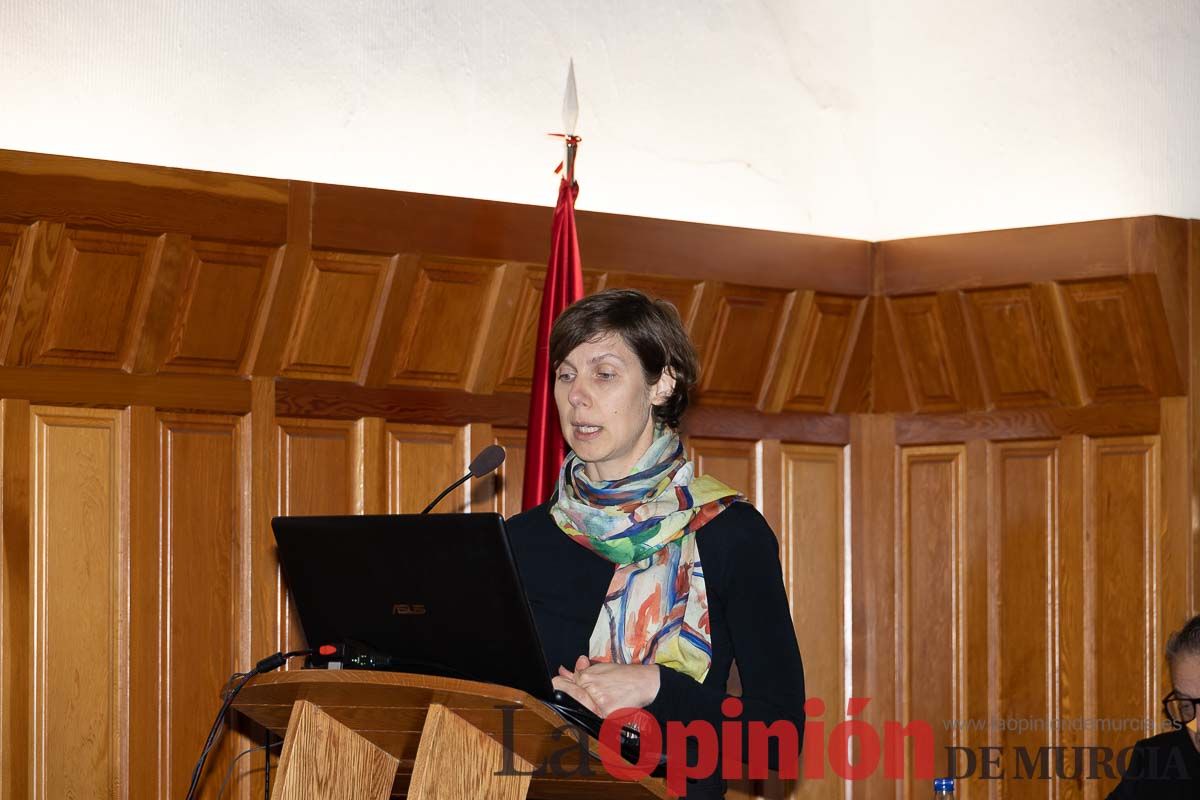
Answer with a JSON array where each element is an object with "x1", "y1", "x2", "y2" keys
[
  {"x1": 506, "y1": 499, "x2": 806, "y2": 797},
  {"x1": 1106, "y1": 728, "x2": 1200, "y2": 798}
]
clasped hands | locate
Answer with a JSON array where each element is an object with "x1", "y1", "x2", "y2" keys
[{"x1": 551, "y1": 655, "x2": 661, "y2": 718}]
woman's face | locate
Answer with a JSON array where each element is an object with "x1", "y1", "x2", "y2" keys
[
  {"x1": 553, "y1": 332, "x2": 675, "y2": 482},
  {"x1": 1173, "y1": 652, "x2": 1200, "y2": 751}
]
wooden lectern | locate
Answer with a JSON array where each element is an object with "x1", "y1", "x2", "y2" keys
[{"x1": 232, "y1": 670, "x2": 669, "y2": 799}]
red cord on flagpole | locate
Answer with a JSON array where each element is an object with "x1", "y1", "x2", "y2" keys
[{"x1": 548, "y1": 133, "x2": 582, "y2": 181}]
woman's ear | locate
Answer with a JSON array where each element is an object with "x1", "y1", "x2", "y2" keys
[{"x1": 651, "y1": 367, "x2": 677, "y2": 407}]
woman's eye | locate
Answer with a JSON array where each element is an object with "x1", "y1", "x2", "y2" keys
[
  {"x1": 556, "y1": 372, "x2": 574, "y2": 382},
  {"x1": 596, "y1": 371, "x2": 616, "y2": 381}
]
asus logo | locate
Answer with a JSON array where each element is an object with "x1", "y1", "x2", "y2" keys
[{"x1": 392, "y1": 603, "x2": 427, "y2": 615}]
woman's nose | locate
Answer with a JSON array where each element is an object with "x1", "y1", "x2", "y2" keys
[{"x1": 568, "y1": 381, "x2": 589, "y2": 407}]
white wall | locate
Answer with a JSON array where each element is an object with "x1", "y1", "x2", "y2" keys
[
  {"x1": 0, "y1": 1, "x2": 1195, "y2": 240},
  {"x1": 866, "y1": 0, "x2": 1200, "y2": 240}
]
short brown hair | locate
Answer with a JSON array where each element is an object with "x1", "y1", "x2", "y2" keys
[
  {"x1": 1167, "y1": 614, "x2": 1200, "y2": 667},
  {"x1": 549, "y1": 289, "x2": 699, "y2": 429}
]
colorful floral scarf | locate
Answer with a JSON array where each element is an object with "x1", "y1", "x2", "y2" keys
[{"x1": 551, "y1": 428, "x2": 741, "y2": 683}]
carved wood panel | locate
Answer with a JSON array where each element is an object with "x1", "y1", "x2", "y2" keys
[
  {"x1": 278, "y1": 418, "x2": 359, "y2": 516},
  {"x1": 886, "y1": 295, "x2": 981, "y2": 413},
  {"x1": 687, "y1": 437, "x2": 758, "y2": 506},
  {"x1": 386, "y1": 423, "x2": 466, "y2": 514},
  {"x1": 24, "y1": 228, "x2": 161, "y2": 370},
  {"x1": 772, "y1": 293, "x2": 866, "y2": 414},
  {"x1": 0, "y1": 223, "x2": 29, "y2": 357},
  {"x1": 697, "y1": 285, "x2": 793, "y2": 409},
  {"x1": 962, "y1": 285, "x2": 1081, "y2": 409},
  {"x1": 162, "y1": 240, "x2": 280, "y2": 375},
  {"x1": 990, "y1": 441, "x2": 1069, "y2": 800},
  {"x1": 276, "y1": 418, "x2": 360, "y2": 655},
  {"x1": 0, "y1": 223, "x2": 22, "y2": 276},
  {"x1": 779, "y1": 444, "x2": 846, "y2": 800},
  {"x1": 871, "y1": 296, "x2": 914, "y2": 412},
  {"x1": 29, "y1": 407, "x2": 126, "y2": 800},
  {"x1": 158, "y1": 414, "x2": 243, "y2": 798},
  {"x1": 899, "y1": 445, "x2": 965, "y2": 799},
  {"x1": 1086, "y1": 436, "x2": 1161, "y2": 799},
  {"x1": 280, "y1": 251, "x2": 395, "y2": 382},
  {"x1": 388, "y1": 259, "x2": 505, "y2": 391},
  {"x1": 492, "y1": 426, "x2": 528, "y2": 518},
  {"x1": 491, "y1": 266, "x2": 545, "y2": 395},
  {"x1": 1059, "y1": 280, "x2": 1159, "y2": 404}
]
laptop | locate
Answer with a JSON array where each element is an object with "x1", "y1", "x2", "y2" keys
[{"x1": 270, "y1": 512, "x2": 631, "y2": 747}]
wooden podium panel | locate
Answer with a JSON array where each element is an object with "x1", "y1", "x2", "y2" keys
[
  {"x1": 408, "y1": 703, "x2": 532, "y2": 800},
  {"x1": 232, "y1": 670, "x2": 668, "y2": 800},
  {"x1": 273, "y1": 700, "x2": 398, "y2": 800}
]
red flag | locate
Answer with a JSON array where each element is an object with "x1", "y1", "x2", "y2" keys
[{"x1": 522, "y1": 179, "x2": 584, "y2": 510}]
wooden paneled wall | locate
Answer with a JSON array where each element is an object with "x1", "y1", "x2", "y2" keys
[
  {"x1": 859, "y1": 410, "x2": 1192, "y2": 800},
  {"x1": 0, "y1": 150, "x2": 1196, "y2": 800}
]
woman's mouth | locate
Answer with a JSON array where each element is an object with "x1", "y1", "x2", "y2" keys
[{"x1": 572, "y1": 424, "x2": 602, "y2": 440}]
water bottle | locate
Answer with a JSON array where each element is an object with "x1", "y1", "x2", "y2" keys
[{"x1": 934, "y1": 777, "x2": 956, "y2": 797}]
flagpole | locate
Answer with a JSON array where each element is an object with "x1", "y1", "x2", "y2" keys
[
  {"x1": 520, "y1": 61, "x2": 586, "y2": 510},
  {"x1": 565, "y1": 138, "x2": 578, "y2": 185}
]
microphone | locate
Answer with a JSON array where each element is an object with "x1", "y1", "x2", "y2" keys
[{"x1": 420, "y1": 445, "x2": 506, "y2": 514}]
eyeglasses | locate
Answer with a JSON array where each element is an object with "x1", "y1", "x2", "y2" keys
[{"x1": 1162, "y1": 691, "x2": 1199, "y2": 725}]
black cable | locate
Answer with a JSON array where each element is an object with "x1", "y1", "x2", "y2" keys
[
  {"x1": 215, "y1": 739, "x2": 282, "y2": 800},
  {"x1": 186, "y1": 672, "x2": 254, "y2": 799},
  {"x1": 263, "y1": 728, "x2": 272, "y2": 800},
  {"x1": 185, "y1": 649, "x2": 312, "y2": 800}
]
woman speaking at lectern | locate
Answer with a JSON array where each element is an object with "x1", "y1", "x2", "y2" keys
[{"x1": 506, "y1": 289, "x2": 806, "y2": 799}]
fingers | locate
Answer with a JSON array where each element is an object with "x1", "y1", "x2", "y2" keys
[
  {"x1": 568, "y1": 663, "x2": 659, "y2": 717},
  {"x1": 558, "y1": 665, "x2": 574, "y2": 679},
  {"x1": 574, "y1": 655, "x2": 592, "y2": 672},
  {"x1": 575, "y1": 660, "x2": 611, "y2": 688},
  {"x1": 552, "y1": 676, "x2": 601, "y2": 715}
]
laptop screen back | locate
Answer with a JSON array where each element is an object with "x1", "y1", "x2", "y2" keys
[{"x1": 271, "y1": 513, "x2": 554, "y2": 700}]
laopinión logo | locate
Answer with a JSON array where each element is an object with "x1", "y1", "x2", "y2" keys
[
  {"x1": 495, "y1": 698, "x2": 1193, "y2": 791},
  {"x1": 495, "y1": 696, "x2": 934, "y2": 794},
  {"x1": 941, "y1": 713, "x2": 1189, "y2": 780},
  {"x1": 943, "y1": 744, "x2": 1195, "y2": 781}
]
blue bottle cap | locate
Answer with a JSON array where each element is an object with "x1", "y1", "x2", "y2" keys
[{"x1": 934, "y1": 777, "x2": 955, "y2": 791}]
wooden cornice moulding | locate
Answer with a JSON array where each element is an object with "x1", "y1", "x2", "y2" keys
[
  {"x1": 274, "y1": 377, "x2": 850, "y2": 442},
  {"x1": 310, "y1": 181, "x2": 871, "y2": 294},
  {"x1": 893, "y1": 400, "x2": 1161, "y2": 444},
  {"x1": 275, "y1": 379, "x2": 530, "y2": 427},
  {"x1": 683, "y1": 404, "x2": 850, "y2": 444},
  {"x1": 875, "y1": 216, "x2": 1155, "y2": 294},
  {"x1": 0, "y1": 364, "x2": 250, "y2": 412},
  {"x1": 0, "y1": 149, "x2": 288, "y2": 243}
]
